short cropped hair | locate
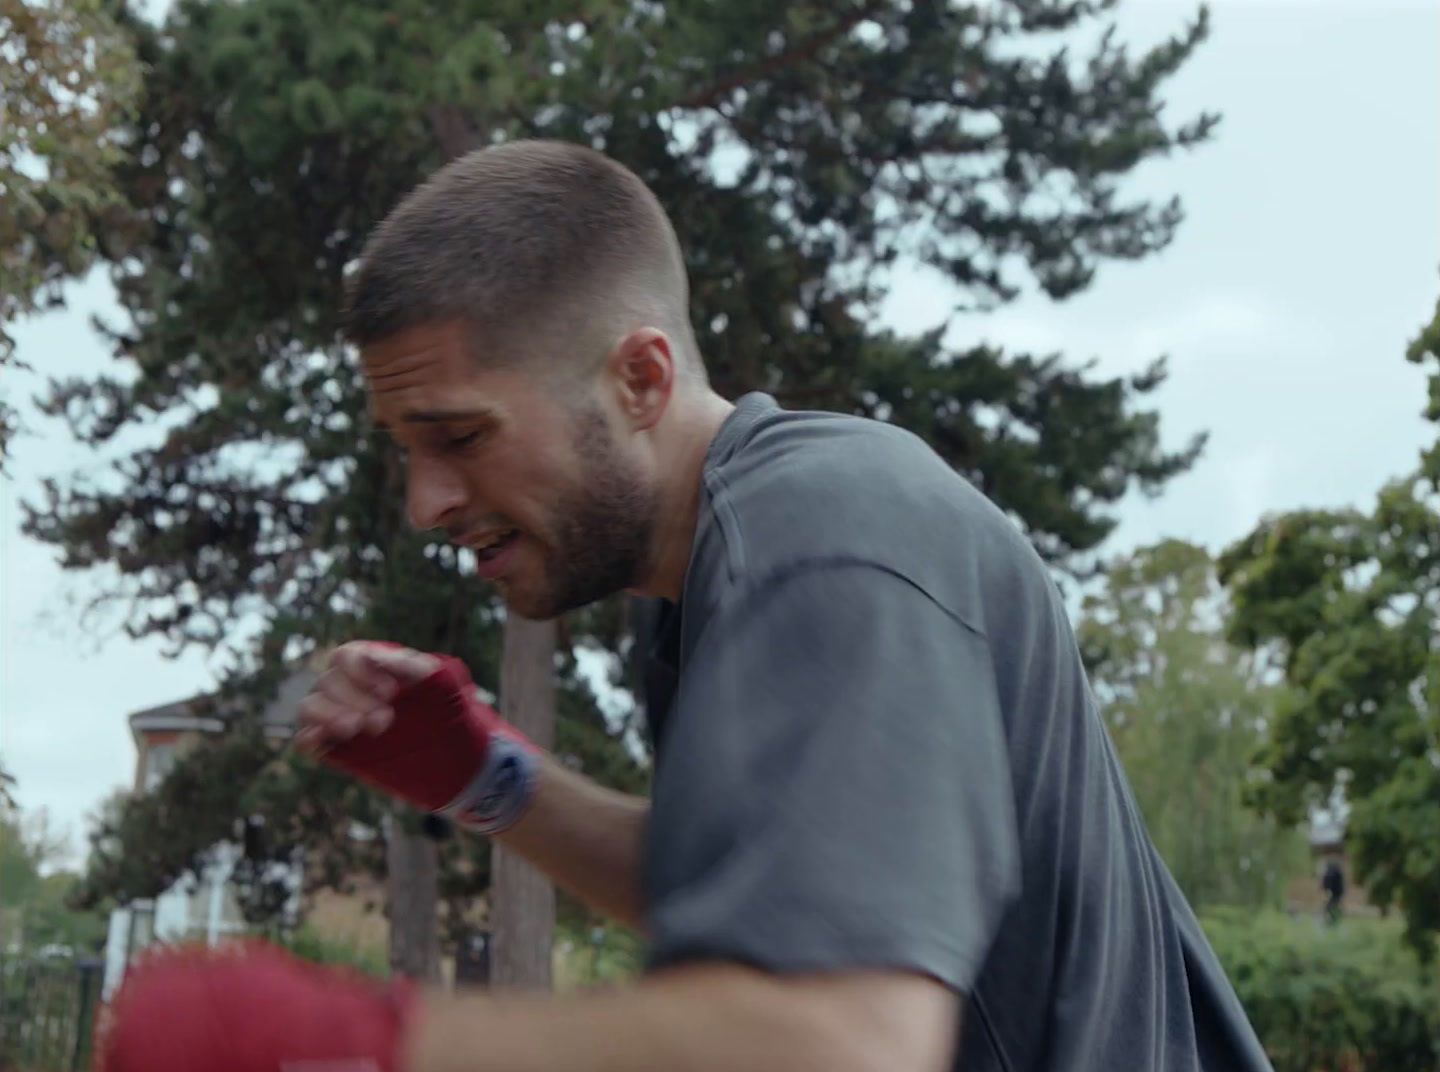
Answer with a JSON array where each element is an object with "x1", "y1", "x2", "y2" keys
[{"x1": 344, "y1": 139, "x2": 700, "y2": 377}]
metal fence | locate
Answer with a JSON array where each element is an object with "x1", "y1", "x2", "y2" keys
[{"x1": 0, "y1": 953, "x2": 103, "y2": 1072}]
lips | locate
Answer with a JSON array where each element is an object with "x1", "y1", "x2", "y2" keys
[
  {"x1": 467, "y1": 528, "x2": 517, "y2": 558},
  {"x1": 460, "y1": 528, "x2": 523, "y2": 580}
]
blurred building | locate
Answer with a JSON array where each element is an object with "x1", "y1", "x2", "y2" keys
[{"x1": 100, "y1": 667, "x2": 390, "y2": 996}]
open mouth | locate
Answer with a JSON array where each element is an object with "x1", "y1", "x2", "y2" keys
[{"x1": 471, "y1": 529, "x2": 519, "y2": 563}]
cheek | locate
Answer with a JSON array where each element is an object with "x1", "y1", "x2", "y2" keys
[
  {"x1": 470, "y1": 451, "x2": 552, "y2": 523},
  {"x1": 488, "y1": 439, "x2": 572, "y2": 499}
]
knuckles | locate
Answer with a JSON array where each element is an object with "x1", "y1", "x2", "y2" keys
[{"x1": 295, "y1": 693, "x2": 328, "y2": 725}]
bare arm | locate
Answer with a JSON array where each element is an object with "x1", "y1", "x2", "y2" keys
[
  {"x1": 492, "y1": 756, "x2": 650, "y2": 932},
  {"x1": 404, "y1": 962, "x2": 960, "y2": 1072}
]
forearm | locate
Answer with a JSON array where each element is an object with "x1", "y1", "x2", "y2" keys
[
  {"x1": 491, "y1": 756, "x2": 650, "y2": 932},
  {"x1": 403, "y1": 963, "x2": 957, "y2": 1072}
]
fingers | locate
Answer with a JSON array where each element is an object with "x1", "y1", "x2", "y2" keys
[
  {"x1": 329, "y1": 642, "x2": 403, "y2": 699},
  {"x1": 354, "y1": 643, "x2": 440, "y2": 684},
  {"x1": 295, "y1": 692, "x2": 375, "y2": 753},
  {"x1": 294, "y1": 641, "x2": 439, "y2": 750},
  {"x1": 325, "y1": 661, "x2": 393, "y2": 718}
]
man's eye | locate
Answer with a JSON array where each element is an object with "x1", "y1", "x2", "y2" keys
[{"x1": 443, "y1": 431, "x2": 483, "y2": 453}]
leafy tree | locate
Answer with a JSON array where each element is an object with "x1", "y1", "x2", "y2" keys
[
  {"x1": 31, "y1": 0, "x2": 1216, "y2": 962},
  {"x1": 0, "y1": 770, "x2": 108, "y2": 953},
  {"x1": 1078, "y1": 540, "x2": 1308, "y2": 911},
  {"x1": 0, "y1": 0, "x2": 140, "y2": 467},
  {"x1": 1219, "y1": 293, "x2": 1440, "y2": 958}
]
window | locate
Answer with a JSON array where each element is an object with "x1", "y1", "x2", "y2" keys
[
  {"x1": 126, "y1": 901, "x2": 156, "y2": 957},
  {"x1": 142, "y1": 742, "x2": 177, "y2": 791}
]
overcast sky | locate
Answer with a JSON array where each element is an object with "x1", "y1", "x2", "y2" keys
[{"x1": 2, "y1": 0, "x2": 1436, "y2": 869}]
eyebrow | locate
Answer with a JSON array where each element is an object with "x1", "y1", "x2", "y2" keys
[{"x1": 372, "y1": 408, "x2": 500, "y2": 431}]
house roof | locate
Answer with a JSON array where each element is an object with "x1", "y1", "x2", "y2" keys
[{"x1": 129, "y1": 667, "x2": 320, "y2": 741}]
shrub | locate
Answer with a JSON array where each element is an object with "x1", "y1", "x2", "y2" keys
[
  {"x1": 554, "y1": 921, "x2": 646, "y2": 990},
  {"x1": 1204, "y1": 908, "x2": 1440, "y2": 1072},
  {"x1": 270, "y1": 925, "x2": 390, "y2": 980}
]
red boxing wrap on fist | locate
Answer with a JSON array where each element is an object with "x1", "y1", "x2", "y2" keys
[
  {"x1": 320, "y1": 652, "x2": 538, "y2": 833},
  {"x1": 96, "y1": 940, "x2": 417, "y2": 1072}
]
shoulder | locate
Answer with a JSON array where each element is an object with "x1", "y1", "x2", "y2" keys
[{"x1": 693, "y1": 396, "x2": 1044, "y2": 632}]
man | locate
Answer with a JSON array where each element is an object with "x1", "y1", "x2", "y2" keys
[
  {"x1": 97, "y1": 141, "x2": 1272, "y2": 1072},
  {"x1": 1321, "y1": 857, "x2": 1346, "y2": 925}
]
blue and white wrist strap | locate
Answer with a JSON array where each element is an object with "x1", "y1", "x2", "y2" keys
[{"x1": 434, "y1": 733, "x2": 540, "y2": 837}]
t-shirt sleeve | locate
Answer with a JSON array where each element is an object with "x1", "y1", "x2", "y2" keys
[{"x1": 644, "y1": 563, "x2": 1022, "y2": 994}]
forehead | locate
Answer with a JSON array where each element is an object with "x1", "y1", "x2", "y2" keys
[
  {"x1": 362, "y1": 321, "x2": 473, "y2": 395},
  {"x1": 361, "y1": 321, "x2": 511, "y2": 424}
]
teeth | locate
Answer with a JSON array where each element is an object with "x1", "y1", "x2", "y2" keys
[{"x1": 473, "y1": 530, "x2": 514, "y2": 551}]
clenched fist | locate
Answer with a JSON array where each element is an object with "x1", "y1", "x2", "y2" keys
[
  {"x1": 97, "y1": 940, "x2": 416, "y2": 1072},
  {"x1": 297, "y1": 641, "x2": 539, "y2": 833},
  {"x1": 296, "y1": 641, "x2": 440, "y2": 750}
]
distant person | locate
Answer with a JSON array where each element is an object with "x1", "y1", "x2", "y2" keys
[
  {"x1": 1321, "y1": 858, "x2": 1346, "y2": 924},
  {"x1": 95, "y1": 140, "x2": 1274, "y2": 1072}
]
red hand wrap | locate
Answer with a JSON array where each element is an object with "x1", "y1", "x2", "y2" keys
[
  {"x1": 320, "y1": 653, "x2": 528, "y2": 814},
  {"x1": 96, "y1": 940, "x2": 418, "y2": 1072}
]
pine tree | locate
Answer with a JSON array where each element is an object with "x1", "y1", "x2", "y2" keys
[{"x1": 36, "y1": 0, "x2": 1217, "y2": 971}]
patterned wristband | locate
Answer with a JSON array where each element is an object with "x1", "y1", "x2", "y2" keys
[{"x1": 434, "y1": 733, "x2": 539, "y2": 836}]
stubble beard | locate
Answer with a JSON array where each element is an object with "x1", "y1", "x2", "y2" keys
[{"x1": 504, "y1": 408, "x2": 658, "y2": 622}]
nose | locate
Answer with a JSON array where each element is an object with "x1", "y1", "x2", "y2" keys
[{"x1": 405, "y1": 453, "x2": 469, "y2": 532}]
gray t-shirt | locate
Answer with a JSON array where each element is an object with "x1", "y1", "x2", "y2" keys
[{"x1": 639, "y1": 394, "x2": 1271, "y2": 1072}]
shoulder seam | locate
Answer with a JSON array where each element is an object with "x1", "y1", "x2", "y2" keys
[{"x1": 735, "y1": 556, "x2": 991, "y2": 643}]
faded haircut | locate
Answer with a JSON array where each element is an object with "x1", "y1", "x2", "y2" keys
[{"x1": 344, "y1": 139, "x2": 702, "y2": 380}]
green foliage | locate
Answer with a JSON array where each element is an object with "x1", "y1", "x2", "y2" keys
[
  {"x1": 270, "y1": 923, "x2": 391, "y2": 979},
  {"x1": 0, "y1": 951, "x2": 104, "y2": 1072},
  {"x1": 1078, "y1": 540, "x2": 1308, "y2": 910},
  {"x1": 0, "y1": 809, "x2": 48, "y2": 911},
  {"x1": 1219, "y1": 292, "x2": 1440, "y2": 957},
  {"x1": 1203, "y1": 909, "x2": 1440, "y2": 1072},
  {"x1": 32, "y1": 0, "x2": 1215, "y2": 937},
  {"x1": 0, "y1": 0, "x2": 141, "y2": 467},
  {"x1": 70, "y1": 731, "x2": 284, "y2": 915},
  {"x1": 555, "y1": 918, "x2": 647, "y2": 990},
  {"x1": 0, "y1": 773, "x2": 108, "y2": 954},
  {"x1": 6, "y1": 872, "x2": 109, "y2": 954}
]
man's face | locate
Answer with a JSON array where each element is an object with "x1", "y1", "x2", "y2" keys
[{"x1": 361, "y1": 321, "x2": 657, "y2": 620}]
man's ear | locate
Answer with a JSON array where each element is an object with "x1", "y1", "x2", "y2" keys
[{"x1": 604, "y1": 327, "x2": 675, "y2": 432}]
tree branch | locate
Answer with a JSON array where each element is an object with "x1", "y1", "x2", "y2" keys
[{"x1": 673, "y1": 5, "x2": 881, "y2": 112}]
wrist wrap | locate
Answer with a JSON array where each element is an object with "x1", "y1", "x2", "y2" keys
[{"x1": 320, "y1": 651, "x2": 539, "y2": 836}]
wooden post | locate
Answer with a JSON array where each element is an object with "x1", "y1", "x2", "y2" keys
[
  {"x1": 490, "y1": 614, "x2": 557, "y2": 988},
  {"x1": 386, "y1": 811, "x2": 442, "y2": 983}
]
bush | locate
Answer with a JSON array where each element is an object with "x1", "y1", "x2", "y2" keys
[
  {"x1": 1204, "y1": 908, "x2": 1440, "y2": 1072},
  {"x1": 554, "y1": 920, "x2": 646, "y2": 990},
  {"x1": 269, "y1": 925, "x2": 390, "y2": 980}
]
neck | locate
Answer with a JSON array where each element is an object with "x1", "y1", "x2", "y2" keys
[{"x1": 634, "y1": 387, "x2": 734, "y2": 602}]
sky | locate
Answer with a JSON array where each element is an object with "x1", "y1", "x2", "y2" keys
[{"x1": 2, "y1": 0, "x2": 1437, "y2": 869}]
